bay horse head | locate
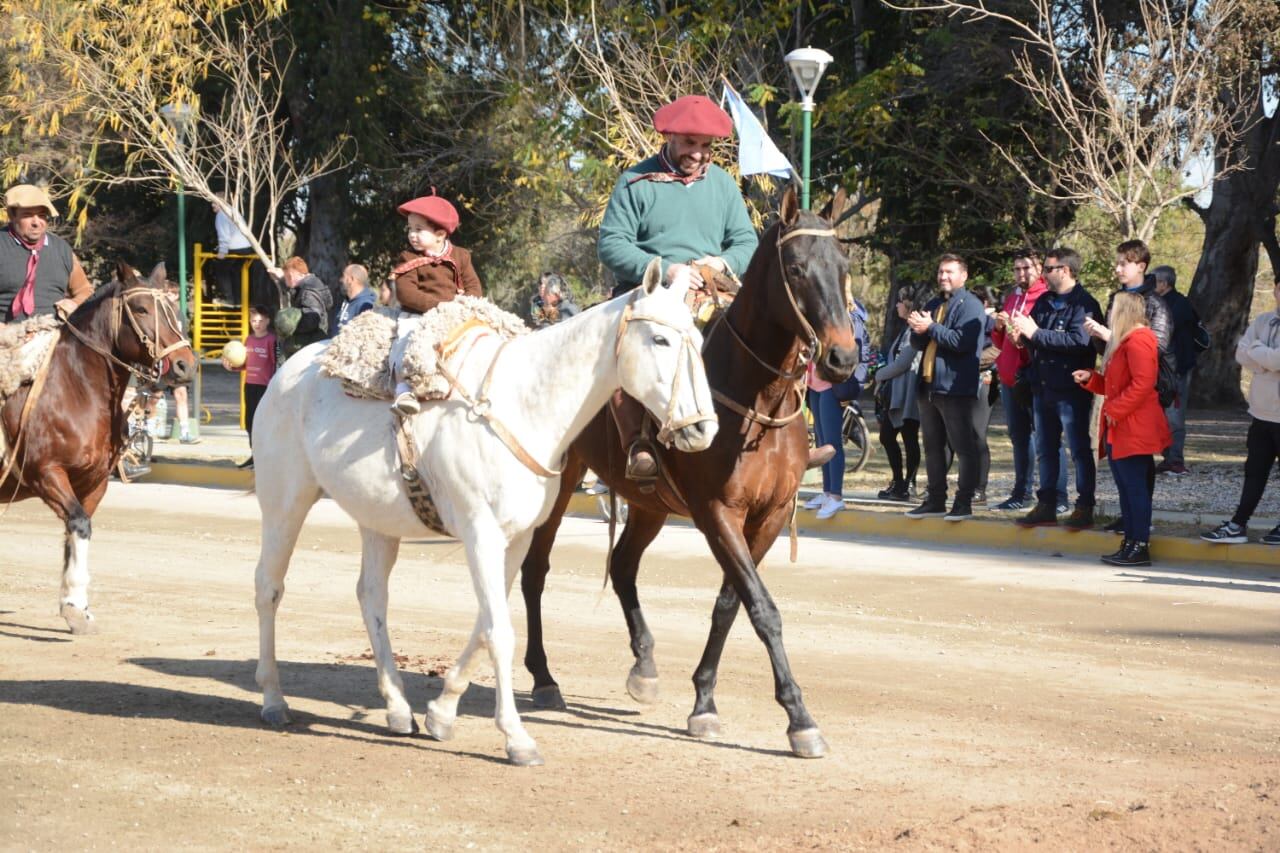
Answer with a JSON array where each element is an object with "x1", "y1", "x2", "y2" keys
[
  {"x1": 91, "y1": 262, "x2": 197, "y2": 385},
  {"x1": 769, "y1": 186, "x2": 859, "y2": 382},
  {"x1": 614, "y1": 260, "x2": 718, "y2": 453}
]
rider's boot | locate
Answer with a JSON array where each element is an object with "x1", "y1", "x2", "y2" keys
[
  {"x1": 611, "y1": 390, "x2": 657, "y2": 492},
  {"x1": 807, "y1": 444, "x2": 836, "y2": 469},
  {"x1": 392, "y1": 381, "x2": 420, "y2": 416}
]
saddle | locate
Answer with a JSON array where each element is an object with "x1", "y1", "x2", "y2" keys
[{"x1": 0, "y1": 316, "x2": 60, "y2": 469}]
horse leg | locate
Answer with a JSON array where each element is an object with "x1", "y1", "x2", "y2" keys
[
  {"x1": 691, "y1": 507, "x2": 827, "y2": 758},
  {"x1": 253, "y1": 468, "x2": 321, "y2": 727},
  {"x1": 520, "y1": 452, "x2": 588, "y2": 711},
  {"x1": 609, "y1": 506, "x2": 668, "y2": 704},
  {"x1": 354, "y1": 526, "x2": 414, "y2": 735},
  {"x1": 33, "y1": 466, "x2": 96, "y2": 635}
]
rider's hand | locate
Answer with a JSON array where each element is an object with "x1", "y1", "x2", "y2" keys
[
  {"x1": 54, "y1": 298, "x2": 77, "y2": 319},
  {"x1": 692, "y1": 255, "x2": 727, "y2": 273}
]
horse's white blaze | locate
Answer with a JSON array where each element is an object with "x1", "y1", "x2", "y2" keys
[
  {"x1": 251, "y1": 274, "x2": 715, "y2": 761},
  {"x1": 59, "y1": 531, "x2": 91, "y2": 611}
]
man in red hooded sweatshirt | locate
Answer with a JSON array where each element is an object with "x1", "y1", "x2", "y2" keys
[{"x1": 990, "y1": 249, "x2": 1066, "y2": 512}]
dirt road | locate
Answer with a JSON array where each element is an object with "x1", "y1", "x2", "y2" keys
[{"x1": 2, "y1": 484, "x2": 1277, "y2": 850}]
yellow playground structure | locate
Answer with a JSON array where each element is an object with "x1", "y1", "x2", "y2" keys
[{"x1": 191, "y1": 242, "x2": 255, "y2": 430}]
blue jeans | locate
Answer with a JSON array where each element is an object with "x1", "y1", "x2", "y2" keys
[
  {"x1": 1000, "y1": 383, "x2": 1068, "y2": 503},
  {"x1": 1033, "y1": 388, "x2": 1096, "y2": 508},
  {"x1": 1109, "y1": 447, "x2": 1154, "y2": 541},
  {"x1": 1161, "y1": 371, "x2": 1192, "y2": 464},
  {"x1": 808, "y1": 388, "x2": 845, "y2": 496}
]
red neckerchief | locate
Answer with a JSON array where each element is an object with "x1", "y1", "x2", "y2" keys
[
  {"x1": 8, "y1": 226, "x2": 46, "y2": 320},
  {"x1": 626, "y1": 146, "x2": 708, "y2": 186},
  {"x1": 391, "y1": 242, "x2": 463, "y2": 293}
]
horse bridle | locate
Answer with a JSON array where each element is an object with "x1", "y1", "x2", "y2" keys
[
  {"x1": 775, "y1": 224, "x2": 838, "y2": 367},
  {"x1": 62, "y1": 286, "x2": 191, "y2": 384}
]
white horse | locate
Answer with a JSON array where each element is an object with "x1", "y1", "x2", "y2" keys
[{"x1": 252, "y1": 264, "x2": 717, "y2": 765}]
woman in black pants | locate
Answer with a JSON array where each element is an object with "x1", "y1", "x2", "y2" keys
[
  {"x1": 874, "y1": 285, "x2": 923, "y2": 501},
  {"x1": 971, "y1": 286, "x2": 1000, "y2": 505}
]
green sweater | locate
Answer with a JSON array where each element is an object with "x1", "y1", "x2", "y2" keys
[{"x1": 598, "y1": 156, "x2": 758, "y2": 289}]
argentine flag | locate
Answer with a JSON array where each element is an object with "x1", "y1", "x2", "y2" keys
[{"x1": 722, "y1": 82, "x2": 795, "y2": 180}]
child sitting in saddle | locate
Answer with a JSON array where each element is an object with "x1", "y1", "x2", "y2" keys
[{"x1": 388, "y1": 191, "x2": 483, "y2": 414}]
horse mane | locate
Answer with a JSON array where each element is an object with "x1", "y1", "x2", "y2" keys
[{"x1": 65, "y1": 279, "x2": 121, "y2": 337}]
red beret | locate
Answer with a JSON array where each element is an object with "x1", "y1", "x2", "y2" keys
[
  {"x1": 397, "y1": 193, "x2": 460, "y2": 235},
  {"x1": 653, "y1": 95, "x2": 733, "y2": 138}
]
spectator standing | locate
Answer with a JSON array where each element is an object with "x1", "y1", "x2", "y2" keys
[
  {"x1": 874, "y1": 284, "x2": 923, "y2": 501},
  {"x1": 1074, "y1": 292, "x2": 1169, "y2": 566},
  {"x1": 2, "y1": 184, "x2": 94, "y2": 321},
  {"x1": 212, "y1": 206, "x2": 253, "y2": 306},
  {"x1": 1010, "y1": 247, "x2": 1104, "y2": 530},
  {"x1": 990, "y1": 250, "x2": 1067, "y2": 512},
  {"x1": 530, "y1": 272, "x2": 581, "y2": 327},
  {"x1": 972, "y1": 285, "x2": 1000, "y2": 506},
  {"x1": 1151, "y1": 265, "x2": 1197, "y2": 475},
  {"x1": 334, "y1": 264, "x2": 375, "y2": 333},
  {"x1": 804, "y1": 362, "x2": 846, "y2": 519},
  {"x1": 1201, "y1": 279, "x2": 1280, "y2": 546},
  {"x1": 221, "y1": 304, "x2": 277, "y2": 469},
  {"x1": 905, "y1": 253, "x2": 986, "y2": 521},
  {"x1": 270, "y1": 256, "x2": 332, "y2": 357}
]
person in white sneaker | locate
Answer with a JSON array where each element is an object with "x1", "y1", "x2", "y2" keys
[{"x1": 1201, "y1": 279, "x2": 1280, "y2": 546}]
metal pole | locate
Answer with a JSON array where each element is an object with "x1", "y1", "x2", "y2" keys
[
  {"x1": 801, "y1": 102, "x2": 814, "y2": 209},
  {"x1": 176, "y1": 178, "x2": 188, "y2": 317}
]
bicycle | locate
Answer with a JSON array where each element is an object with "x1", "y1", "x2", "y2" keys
[
  {"x1": 117, "y1": 387, "x2": 157, "y2": 480},
  {"x1": 841, "y1": 399, "x2": 872, "y2": 473}
]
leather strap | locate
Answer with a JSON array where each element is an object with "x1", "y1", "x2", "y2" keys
[
  {"x1": 393, "y1": 414, "x2": 451, "y2": 534},
  {"x1": 710, "y1": 382, "x2": 805, "y2": 427}
]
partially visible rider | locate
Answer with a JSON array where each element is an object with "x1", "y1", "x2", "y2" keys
[
  {"x1": 1, "y1": 184, "x2": 94, "y2": 323},
  {"x1": 597, "y1": 94, "x2": 757, "y2": 484},
  {"x1": 530, "y1": 272, "x2": 579, "y2": 328}
]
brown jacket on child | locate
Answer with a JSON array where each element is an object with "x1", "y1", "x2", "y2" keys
[{"x1": 392, "y1": 246, "x2": 482, "y2": 314}]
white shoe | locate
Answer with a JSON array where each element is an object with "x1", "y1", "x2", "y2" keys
[
  {"x1": 803, "y1": 493, "x2": 825, "y2": 510},
  {"x1": 392, "y1": 392, "x2": 420, "y2": 415},
  {"x1": 816, "y1": 494, "x2": 845, "y2": 520}
]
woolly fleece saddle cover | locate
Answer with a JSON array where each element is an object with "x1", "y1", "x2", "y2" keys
[{"x1": 319, "y1": 296, "x2": 529, "y2": 401}]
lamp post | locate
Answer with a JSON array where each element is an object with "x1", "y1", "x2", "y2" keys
[
  {"x1": 160, "y1": 103, "x2": 195, "y2": 317},
  {"x1": 784, "y1": 47, "x2": 834, "y2": 209}
]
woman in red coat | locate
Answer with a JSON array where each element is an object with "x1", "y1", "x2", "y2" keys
[{"x1": 1072, "y1": 292, "x2": 1170, "y2": 566}]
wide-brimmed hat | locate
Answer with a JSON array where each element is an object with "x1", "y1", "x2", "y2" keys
[
  {"x1": 5, "y1": 184, "x2": 58, "y2": 217},
  {"x1": 653, "y1": 95, "x2": 733, "y2": 138},
  {"x1": 397, "y1": 191, "x2": 459, "y2": 235}
]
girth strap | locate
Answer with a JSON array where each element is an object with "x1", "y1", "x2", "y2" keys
[{"x1": 393, "y1": 414, "x2": 451, "y2": 535}]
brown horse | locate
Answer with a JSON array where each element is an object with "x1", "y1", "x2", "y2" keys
[
  {"x1": 1, "y1": 263, "x2": 196, "y2": 633},
  {"x1": 520, "y1": 187, "x2": 857, "y2": 758}
]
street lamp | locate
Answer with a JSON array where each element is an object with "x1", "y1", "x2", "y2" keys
[
  {"x1": 160, "y1": 103, "x2": 195, "y2": 318},
  {"x1": 784, "y1": 47, "x2": 834, "y2": 209}
]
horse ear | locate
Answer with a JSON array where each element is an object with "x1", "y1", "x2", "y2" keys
[
  {"x1": 780, "y1": 185, "x2": 800, "y2": 226},
  {"x1": 819, "y1": 187, "x2": 848, "y2": 223},
  {"x1": 116, "y1": 262, "x2": 138, "y2": 286},
  {"x1": 641, "y1": 257, "x2": 663, "y2": 294},
  {"x1": 147, "y1": 262, "x2": 167, "y2": 288}
]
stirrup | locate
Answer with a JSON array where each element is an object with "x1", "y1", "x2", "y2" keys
[
  {"x1": 392, "y1": 391, "x2": 421, "y2": 416},
  {"x1": 625, "y1": 442, "x2": 659, "y2": 493}
]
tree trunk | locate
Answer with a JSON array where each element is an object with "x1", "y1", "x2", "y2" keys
[
  {"x1": 1186, "y1": 95, "x2": 1280, "y2": 407},
  {"x1": 298, "y1": 170, "x2": 349, "y2": 293}
]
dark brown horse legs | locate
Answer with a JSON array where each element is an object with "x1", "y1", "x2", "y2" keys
[
  {"x1": 521, "y1": 453, "x2": 588, "y2": 711},
  {"x1": 687, "y1": 581, "x2": 740, "y2": 739},
  {"x1": 609, "y1": 508, "x2": 668, "y2": 704}
]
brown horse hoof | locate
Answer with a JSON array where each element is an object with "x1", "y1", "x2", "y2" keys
[
  {"x1": 386, "y1": 708, "x2": 418, "y2": 735},
  {"x1": 788, "y1": 728, "x2": 829, "y2": 758},
  {"x1": 626, "y1": 670, "x2": 660, "y2": 704},
  {"x1": 687, "y1": 713, "x2": 722, "y2": 740},
  {"x1": 425, "y1": 708, "x2": 455, "y2": 742},
  {"x1": 531, "y1": 685, "x2": 567, "y2": 711},
  {"x1": 60, "y1": 603, "x2": 97, "y2": 635},
  {"x1": 506, "y1": 745, "x2": 545, "y2": 767}
]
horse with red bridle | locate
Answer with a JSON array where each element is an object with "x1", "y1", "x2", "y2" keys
[
  {"x1": 1, "y1": 262, "x2": 195, "y2": 633},
  {"x1": 520, "y1": 187, "x2": 858, "y2": 758}
]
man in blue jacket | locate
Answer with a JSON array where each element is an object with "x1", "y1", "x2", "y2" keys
[
  {"x1": 1009, "y1": 247, "x2": 1104, "y2": 530},
  {"x1": 905, "y1": 253, "x2": 986, "y2": 521}
]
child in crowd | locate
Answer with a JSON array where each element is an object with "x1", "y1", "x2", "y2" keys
[
  {"x1": 1073, "y1": 292, "x2": 1169, "y2": 567},
  {"x1": 222, "y1": 305, "x2": 278, "y2": 469},
  {"x1": 387, "y1": 191, "x2": 483, "y2": 414},
  {"x1": 1201, "y1": 279, "x2": 1280, "y2": 545}
]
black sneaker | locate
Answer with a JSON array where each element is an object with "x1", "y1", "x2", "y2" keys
[
  {"x1": 1200, "y1": 521, "x2": 1247, "y2": 544},
  {"x1": 877, "y1": 481, "x2": 910, "y2": 502},
  {"x1": 944, "y1": 500, "x2": 972, "y2": 522},
  {"x1": 1102, "y1": 540, "x2": 1151, "y2": 567},
  {"x1": 1062, "y1": 504, "x2": 1094, "y2": 531},
  {"x1": 1102, "y1": 540, "x2": 1131, "y2": 562},
  {"x1": 993, "y1": 496, "x2": 1027, "y2": 512},
  {"x1": 905, "y1": 499, "x2": 947, "y2": 519},
  {"x1": 1016, "y1": 502, "x2": 1058, "y2": 527},
  {"x1": 1263, "y1": 524, "x2": 1280, "y2": 545},
  {"x1": 972, "y1": 490, "x2": 987, "y2": 507},
  {"x1": 1104, "y1": 517, "x2": 1125, "y2": 534}
]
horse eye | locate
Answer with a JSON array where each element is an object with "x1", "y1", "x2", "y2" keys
[
  {"x1": 652, "y1": 334, "x2": 670, "y2": 347},
  {"x1": 788, "y1": 264, "x2": 805, "y2": 279}
]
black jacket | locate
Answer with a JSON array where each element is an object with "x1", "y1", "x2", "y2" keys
[
  {"x1": 1024, "y1": 283, "x2": 1104, "y2": 395},
  {"x1": 1161, "y1": 288, "x2": 1199, "y2": 374},
  {"x1": 1098, "y1": 280, "x2": 1172, "y2": 354},
  {"x1": 292, "y1": 274, "x2": 333, "y2": 342},
  {"x1": 909, "y1": 286, "x2": 985, "y2": 398}
]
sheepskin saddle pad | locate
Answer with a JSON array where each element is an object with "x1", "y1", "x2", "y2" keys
[
  {"x1": 0, "y1": 315, "x2": 60, "y2": 400},
  {"x1": 319, "y1": 296, "x2": 529, "y2": 401}
]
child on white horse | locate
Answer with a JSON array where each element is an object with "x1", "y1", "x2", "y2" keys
[{"x1": 387, "y1": 192, "x2": 483, "y2": 414}]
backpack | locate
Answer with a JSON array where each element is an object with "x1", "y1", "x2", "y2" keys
[{"x1": 1155, "y1": 349, "x2": 1177, "y2": 409}]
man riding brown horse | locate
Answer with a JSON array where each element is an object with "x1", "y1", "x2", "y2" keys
[{"x1": 1, "y1": 184, "x2": 95, "y2": 323}]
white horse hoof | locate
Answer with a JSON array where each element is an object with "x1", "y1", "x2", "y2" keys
[
  {"x1": 506, "y1": 745, "x2": 545, "y2": 767},
  {"x1": 261, "y1": 704, "x2": 291, "y2": 727},
  {"x1": 60, "y1": 603, "x2": 97, "y2": 635},
  {"x1": 788, "y1": 728, "x2": 829, "y2": 759},
  {"x1": 626, "y1": 671, "x2": 659, "y2": 704},
  {"x1": 687, "y1": 713, "x2": 722, "y2": 740},
  {"x1": 425, "y1": 709, "x2": 455, "y2": 742},
  {"x1": 530, "y1": 685, "x2": 566, "y2": 711},
  {"x1": 387, "y1": 708, "x2": 418, "y2": 736}
]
